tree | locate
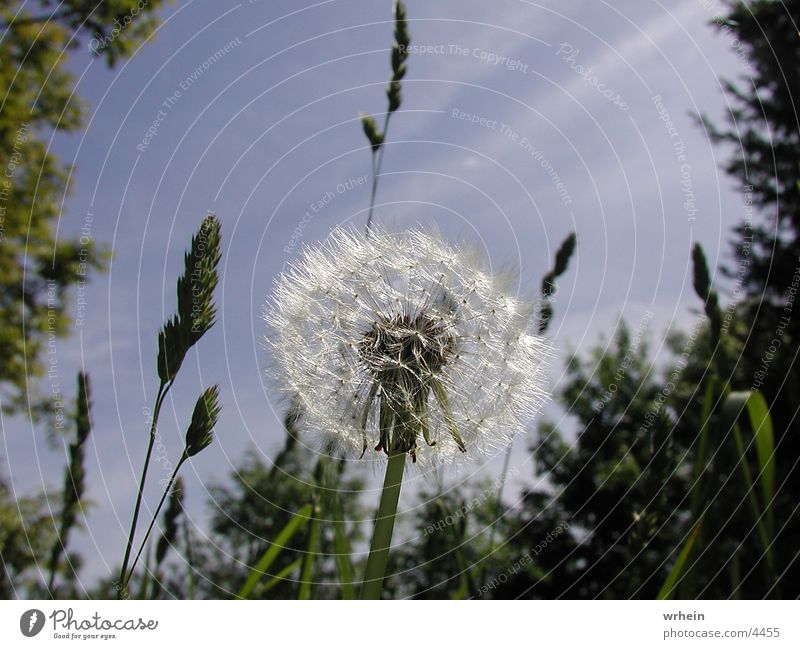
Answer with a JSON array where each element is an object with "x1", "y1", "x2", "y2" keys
[
  {"x1": 701, "y1": 1, "x2": 800, "y2": 302},
  {"x1": 0, "y1": 478, "x2": 59, "y2": 598},
  {"x1": 700, "y1": 0, "x2": 800, "y2": 593},
  {"x1": 492, "y1": 324, "x2": 691, "y2": 598},
  {"x1": 0, "y1": 0, "x2": 164, "y2": 418},
  {"x1": 0, "y1": 371, "x2": 92, "y2": 599}
]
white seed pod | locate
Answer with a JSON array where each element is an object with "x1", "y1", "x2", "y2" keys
[{"x1": 264, "y1": 226, "x2": 552, "y2": 465}]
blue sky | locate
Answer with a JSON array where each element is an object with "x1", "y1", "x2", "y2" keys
[{"x1": 2, "y1": 0, "x2": 751, "y2": 588}]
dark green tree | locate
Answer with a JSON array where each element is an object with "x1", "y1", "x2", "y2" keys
[
  {"x1": 495, "y1": 324, "x2": 689, "y2": 598},
  {"x1": 700, "y1": 0, "x2": 800, "y2": 593},
  {"x1": 492, "y1": 307, "x2": 790, "y2": 598}
]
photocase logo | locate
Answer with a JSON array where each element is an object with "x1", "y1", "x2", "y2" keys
[{"x1": 20, "y1": 609, "x2": 45, "y2": 637}]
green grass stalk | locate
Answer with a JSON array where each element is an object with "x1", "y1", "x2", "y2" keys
[
  {"x1": 117, "y1": 379, "x2": 169, "y2": 594},
  {"x1": 125, "y1": 454, "x2": 187, "y2": 586}
]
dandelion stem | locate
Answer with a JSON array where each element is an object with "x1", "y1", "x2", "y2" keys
[
  {"x1": 117, "y1": 379, "x2": 169, "y2": 596},
  {"x1": 360, "y1": 448, "x2": 405, "y2": 599},
  {"x1": 125, "y1": 454, "x2": 187, "y2": 586}
]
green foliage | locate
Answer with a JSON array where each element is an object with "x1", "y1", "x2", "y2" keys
[
  {"x1": 719, "y1": 391, "x2": 777, "y2": 579},
  {"x1": 0, "y1": 480, "x2": 58, "y2": 598},
  {"x1": 659, "y1": 382, "x2": 780, "y2": 599},
  {"x1": 657, "y1": 518, "x2": 703, "y2": 600},
  {"x1": 700, "y1": 0, "x2": 800, "y2": 303},
  {"x1": 698, "y1": 0, "x2": 800, "y2": 595},
  {"x1": 330, "y1": 492, "x2": 356, "y2": 599},
  {"x1": 8, "y1": 0, "x2": 800, "y2": 604},
  {"x1": 185, "y1": 430, "x2": 365, "y2": 600},
  {"x1": 1, "y1": 1, "x2": 167, "y2": 65},
  {"x1": 383, "y1": 480, "x2": 508, "y2": 599},
  {"x1": 491, "y1": 324, "x2": 687, "y2": 598},
  {"x1": 296, "y1": 498, "x2": 321, "y2": 600},
  {"x1": 0, "y1": 0, "x2": 163, "y2": 417},
  {"x1": 238, "y1": 503, "x2": 314, "y2": 599}
]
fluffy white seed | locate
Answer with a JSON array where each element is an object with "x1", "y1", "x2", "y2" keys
[{"x1": 264, "y1": 226, "x2": 552, "y2": 465}]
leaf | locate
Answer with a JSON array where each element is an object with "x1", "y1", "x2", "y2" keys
[
  {"x1": 331, "y1": 498, "x2": 356, "y2": 600},
  {"x1": 297, "y1": 503, "x2": 321, "y2": 600},
  {"x1": 237, "y1": 503, "x2": 313, "y2": 599},
  {"x1": 720, "y1": 391, "x2": 776, "y2": 573},
  {"x1": 657, "y1": 517, "x2": 703, "y2": 600},
  {"x1": 743, "y1": 391, "x2": 775, "y2": 534},
  {"x1": 260, "y1": 559, "x2": 302, "y2": 596}
]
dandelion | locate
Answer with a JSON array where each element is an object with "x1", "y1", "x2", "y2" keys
[
  {"x1": 265, "y1": 226, "x2": 551, "y2": 598},
  {"x1": 264, "y1": 226, "x2": 551, "y2": 465}
]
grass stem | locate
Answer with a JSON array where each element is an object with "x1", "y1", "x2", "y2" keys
[
  {"x1": 365, "y1": 112, "x2": 391, "y2": 233},
  {"x1": 125, "y1": 455, "x2": 186, "y2": 586},
  {"x1": 117, "y1": 380, "x2": 169, "y2": 595}
]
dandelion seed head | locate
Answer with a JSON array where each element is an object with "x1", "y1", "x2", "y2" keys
[{"x1": 264, "y1": 226, "x2": 552, "y2": 465}]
